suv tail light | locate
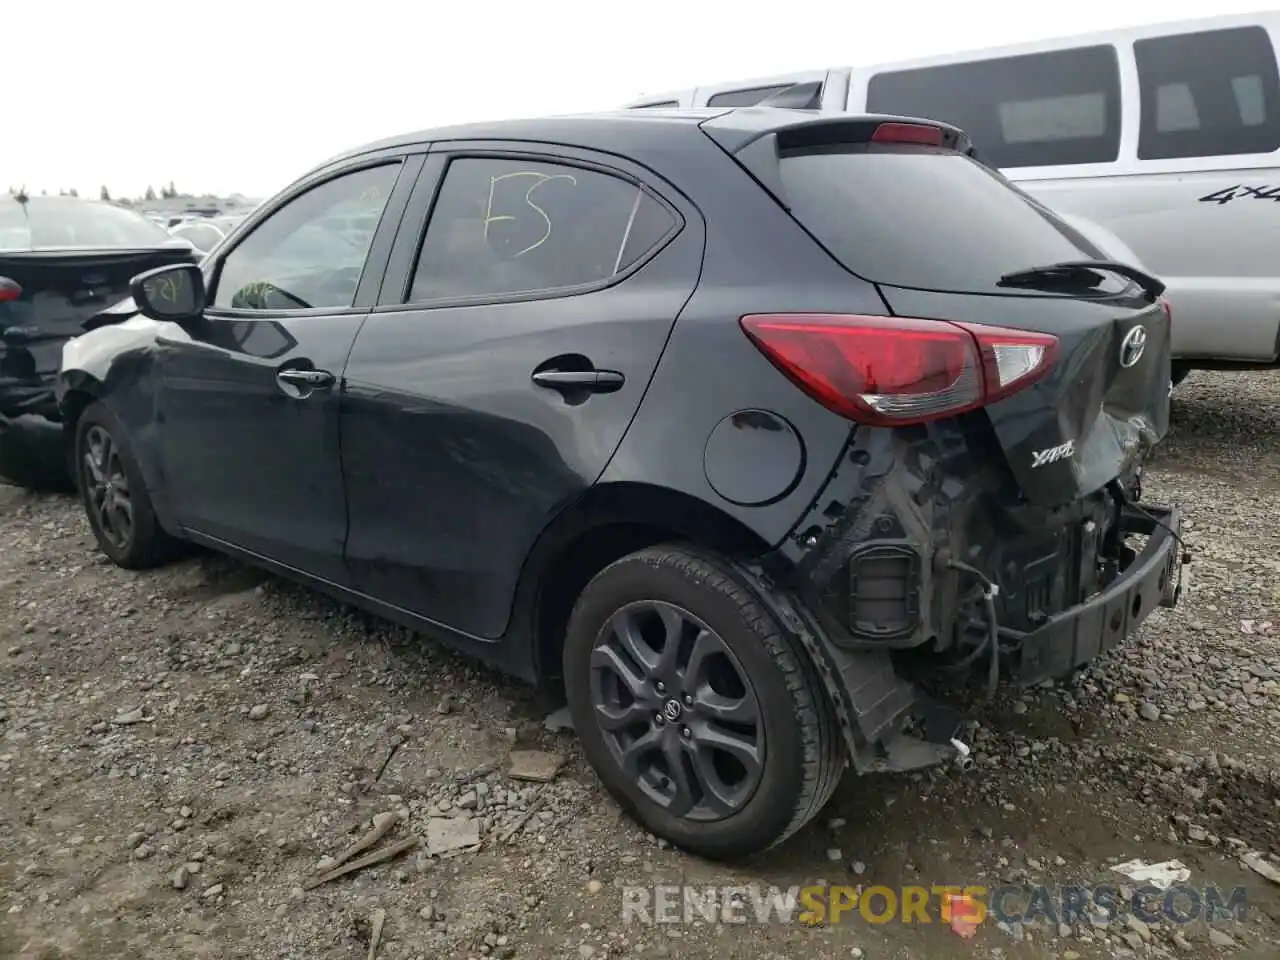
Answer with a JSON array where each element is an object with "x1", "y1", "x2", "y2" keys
[
  {"x1": 740, "y1": 313, "x2": 1058, "y2": 427},
  {"x1": 0, "y1": 277, "x2": 21, "y2": 303}
]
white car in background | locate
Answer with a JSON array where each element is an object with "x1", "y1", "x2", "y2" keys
[
  {"x1": 627, "y1": 11, "x2": 1280, "y2": 386},
  {"x1": 168, "y1": 215, "x2": 245, "y2": 255}
]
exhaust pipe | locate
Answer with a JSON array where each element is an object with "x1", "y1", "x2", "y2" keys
[{"x1": 950, "y1": 737, "x2": 974, "y2": 772}]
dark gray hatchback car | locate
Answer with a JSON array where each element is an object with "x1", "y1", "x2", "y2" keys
[{"x1": 58, "y1": 107, "x2": 1185, "y2": 859}]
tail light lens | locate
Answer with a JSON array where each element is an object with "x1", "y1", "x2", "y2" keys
[
  {"x1": 740, "y1": 313, "x2": 1058, "y2": 427},
  {"x1": 870, "y1": 122, "x2": 945, "y2": 146},
  {"x1": 0, "y1": 277, "x2": 21, "y2": 303}
]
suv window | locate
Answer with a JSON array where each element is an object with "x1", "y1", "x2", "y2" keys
[
  {"x1": 1134, "y1": 27, "x2": 1280, "y2": 160},
  {"x1": 633, "y1": 100, "x2": 679, "y2": 109},
  {"x1": 775, "y1": 144, "x2": 1112, "y2": 295},
  {"x1": 213, "y1": 163, "x2": 399, "y2": 311},
  {"x1": 865, "y1": 46, "x2": 1122, "y2": 168},
  {"x1": 707, "y1": 84, "x2": 794, "y2": 107},
  {"x1": 407, "y1": 157, "x2": 677, "y2": 303}
]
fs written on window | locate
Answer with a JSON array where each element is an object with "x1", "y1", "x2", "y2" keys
[
  {"x1": 408, "y1": 157, "x2": 678, "y2": 303},
  {"x1": 213, "y1": 162, "x2": 400, "y2": 312},
  {"x1": 865, "y1": 45, "x2": 1122, "y2": 169},
  {"x1": 1134, "y1": 26, "x2": 1280, "y2": 160}
]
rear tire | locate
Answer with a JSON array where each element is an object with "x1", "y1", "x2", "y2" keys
[
  {"x1": 563, "y1": 544, "x2": 845, "y2": 860},
  {"x1": 1171, "y1": 362, "x2": 1192, "y2": 388},
  {"x1": 75, "y1": 401, "x2": 184, "y2": 569}
]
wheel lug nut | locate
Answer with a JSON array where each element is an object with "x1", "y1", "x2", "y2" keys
[
  {"x1": 655, "y1": 682, "x2": 666, "y2": 694},
  {"x1": 654, "y1": 713, "x2": 665, "y2": 725},
  {"x1": 681, "y1": 726, "x2": 691, "y2": 739},
  {"x1": 682, "y1": 695, "x2": 693, "y2": 706}
]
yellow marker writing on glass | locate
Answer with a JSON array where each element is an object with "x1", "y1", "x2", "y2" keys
[{"x1": 482, "y1": 170, "x2": 577, "y2": 257}]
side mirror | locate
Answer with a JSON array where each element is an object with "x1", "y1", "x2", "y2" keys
[{"x1": 130, "y1": 263, "x2": 205, "y2": 324}]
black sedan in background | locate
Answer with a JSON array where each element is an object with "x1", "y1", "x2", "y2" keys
[
  {"x1": 0, "y1": 194, "x2": 198, "y2": 488},
  {"x1": 56, "y1": 109, "x2": 1180, "y2": 859}
]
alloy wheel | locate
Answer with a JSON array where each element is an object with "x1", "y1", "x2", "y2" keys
[
  {"x1": 589, "y1": 600, "x2": 765, "y2": 821},
  {"x1": 83, "y1": 425, "x2": 133, "y2": 551}
]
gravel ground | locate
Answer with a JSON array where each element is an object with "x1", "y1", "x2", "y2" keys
[{"x1": 2, "y1": 370, "x2": 1279, "y2": 960}]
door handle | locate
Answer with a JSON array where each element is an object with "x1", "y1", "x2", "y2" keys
[
  {"x1": 531, "y1": 369, "x2": 624, "y2": 394},
  {"x1": 276, "y1": 368, "x2": 335, "y2": 389}
]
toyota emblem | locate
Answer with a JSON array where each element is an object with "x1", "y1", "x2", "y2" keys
[
  {"x1": 1120, "y1": 325, "x2": 1148, "y2": 368},
  {"x1": 662, "y1": 699, "x2": 683, "y2": 722}
]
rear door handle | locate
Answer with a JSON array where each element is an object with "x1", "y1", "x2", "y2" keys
[
  {"x1": 531, "y1": 370, "x2": 624, "y2": 394},
  {"x1": 276, "y1": 368, "x2": 335, "y2": 389}
]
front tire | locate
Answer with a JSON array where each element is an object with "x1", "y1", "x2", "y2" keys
[
  {"x1": 75, "y1": 401, "x2": 183, "y2": 569},
  {"x1": 563, "y1": 545, "x2": 845, "y2": 860}
]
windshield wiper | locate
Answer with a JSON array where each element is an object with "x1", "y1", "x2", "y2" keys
[{"x1": 998, "y1": 259, "x2": 1166, "y2": 301}]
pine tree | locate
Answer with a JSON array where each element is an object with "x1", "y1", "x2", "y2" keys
[
  {"x1": 68, "y1": 187, "x2": 79, "y2": 197},
  {"x1": 144, "y1": 185, "x2": 156, "y2": 201},
  {"x1": 100, "y1": 185, "x2": 111, "y2": 202}
]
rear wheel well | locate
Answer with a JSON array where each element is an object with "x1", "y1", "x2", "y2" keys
[{"x1": 531, "y1": 487, "x2": 773, "y2": 691}]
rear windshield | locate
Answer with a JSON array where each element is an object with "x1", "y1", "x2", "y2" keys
[
  {"x1": 777, "y1": 145, "x2": 1114, "y2": 294},
  {"x1": 0, "y1": 197, "x2": 173, "y2": 252}
]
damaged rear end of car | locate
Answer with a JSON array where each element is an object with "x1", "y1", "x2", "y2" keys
[{"x1": 700, "y1": 110, "x2": 1188, "y2": 772}]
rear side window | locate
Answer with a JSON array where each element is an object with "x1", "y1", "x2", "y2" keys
[
  {"x1": 1134, "y1": 27, "x2": 1280, "y2": 160},
  {"x1": 866, "y1": 46, "x2": 1121, "y2": 168},
  {"x1": 407, "y1": 157, "x2": 678, "y2": 303},
  {"x1": 777, "y1": 145, "x2": 1108, "y2": 294},
  {"x1": 632, "y1": 100, "x2": 679, "y2": 109},
  {"x1": 707, "y1": 84, "x2": 794, "y2": 107}
]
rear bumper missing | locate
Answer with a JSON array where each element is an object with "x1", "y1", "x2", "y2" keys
[{"x1": 1014, "y1": 504, "x2": 1185, "y2": 685}]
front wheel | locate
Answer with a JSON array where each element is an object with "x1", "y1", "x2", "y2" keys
[
  {"x1": 563, "y1": 545, "x2": 845, "y2": 860},
  {"x1": 75, "y1": 401, "x2": 183, "y2": 569}
]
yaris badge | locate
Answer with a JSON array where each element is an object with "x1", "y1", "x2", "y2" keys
[{"x1": 1120, "y1": 325, "x2": 1148, "y2": 368}]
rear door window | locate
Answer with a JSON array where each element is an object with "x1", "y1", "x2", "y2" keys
[
  {"x1": 776, "y1": 144, "x2": 1112, "y2": 295},
  {"x1": 407, "y1": 157, "x2": 678, "y2": 303},
  {"x1": 866, "y1": 46, "x2": 1122, "y2": 168},
  {"x1": 1134, "y1": 26, "x2": 1280, "y2": 160}
]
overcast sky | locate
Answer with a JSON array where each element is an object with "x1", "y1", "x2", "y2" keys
[{"x1": 4, "y1": 0, "x2": 1267, "y2": 200}]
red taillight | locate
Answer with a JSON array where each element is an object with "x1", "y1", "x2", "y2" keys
[
  {"x1": 0, "y1": 277, "x2": 21, "y2": 303},
  {"x1": 740, "y1": 313, "x2": 1058, "y2": 427},
  {"x1": 1159, "y1": 298, "x2": 1172, "y2": 321},
  {"x1": 870, "y1": 122, "x2": 945, "y2": 146}
]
